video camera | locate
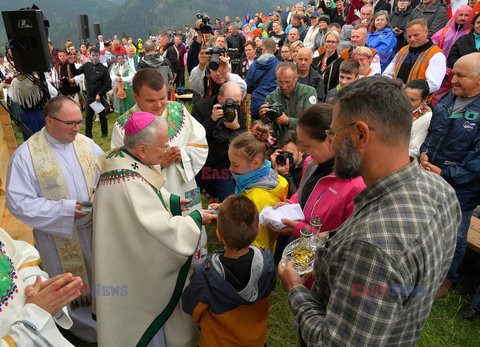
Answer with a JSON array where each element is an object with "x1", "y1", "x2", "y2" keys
[
  {"x1": 265, "y1": 103, "x2": 285, "y2": 123},
  {"x1": 220, "y1": 98, "x2": 240, "y2": 122},
  {"x1": 276, "y1": 150, "x2": 294, "y2": 166},
  {"x1": 205, "y1": 46, "x2": 239, "y2": 70},
  {"x1": 196, "y1": 13, "x2": 212, "y2": 34}
]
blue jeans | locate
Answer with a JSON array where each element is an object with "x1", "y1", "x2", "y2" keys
[
  {"x1": 470, "y1": 279, "x2": 480, "y2": 310},
  {"x1": 447, "y1": 209, "x2": 474, "y2": 283}
]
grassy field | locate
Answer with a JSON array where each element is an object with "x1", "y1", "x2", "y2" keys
[{"x1": 14, "y1": 108, "x2": 480, "y2": 346}]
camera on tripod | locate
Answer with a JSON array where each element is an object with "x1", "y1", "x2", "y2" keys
[
  {"x1": 205, "y1": 46, "x2": 238, "y2": 70},
  {"x1": 196, "y1": 13, "x2": 212, "y2": 34}
]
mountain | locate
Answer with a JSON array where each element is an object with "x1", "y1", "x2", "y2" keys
[
  {"x1": 0, "y1": 0, "x2": 118, "y2": 48},
  {"x1": 109, "y1": 0, "x2": 129, "y2": 4},
  {"x1": 100, "y1": 0, "x2": 291, "y2": 40},
  {"x1": 0, "y1": 0, "x2": 291, "y2": 52}
]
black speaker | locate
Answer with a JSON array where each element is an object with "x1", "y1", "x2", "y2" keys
[
  {"x1": 93, "y1": 23, "x2": 101, "y2": 37},
  {"x1": 1, "y1": 8, "x2": 51, "y2": 73},
  {"x1": 77, "y1": 14, "x2": 89, "y2": 39}
]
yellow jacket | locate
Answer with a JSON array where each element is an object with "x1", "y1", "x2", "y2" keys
[{"x1": 242, "y1": 175, "x2": 288, "y2": 253}]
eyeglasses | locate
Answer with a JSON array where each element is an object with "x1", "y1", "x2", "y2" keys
[
  {"x1": 48, "y1": 116, "x2": 85, "y2": 128},
  {"x1": 326, "y1": 122, "x2": 375, "y2": 138},
  {"x1": 325, "y1": 122, "x2": 356, "y2": 138},
  {"x1": 277, "y1": 79, "x2": 296, "y2": 86},
  {"x1": 326, "y1": 40, "x2": 339, "y2": 44}
]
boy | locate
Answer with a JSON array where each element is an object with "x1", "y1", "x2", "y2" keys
[
  {"x1": 324, "y1": 60, "x2": 359, "y2": 104},
  {"x1": 182, "y1": 194, "x2": 276, "y2": 346}
]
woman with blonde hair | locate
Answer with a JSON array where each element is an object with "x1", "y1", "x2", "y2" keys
[
  {"x1": 352, "y1": 46, "x2": 379, "y2": 78},
  {"x1": 289, "y1": 40, "x2": 304, "y2": 62}
]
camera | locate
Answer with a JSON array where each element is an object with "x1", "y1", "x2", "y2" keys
[
  {"x1": 205, "y1": 46, "x2": 239, "y2": 70},
  {"x1": 265, "y1": 103, "x2": 285, "y2": 123},
  {"x1": 276, "y1": 151, "x2": 294, "y2": 166},
  {"x1": 196, "y1": 13, "x2": 212, "y2": 34},
  {"x1": 220, "y1": 98, "x2": 239, "y2": 123},
  {"x1": 308, "y1": 0, "x2": 317, "y2": 6}
]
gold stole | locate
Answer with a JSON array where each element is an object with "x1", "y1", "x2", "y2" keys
[{"x1": 28, "y1": 128, "x2": 96, "y2": 307}]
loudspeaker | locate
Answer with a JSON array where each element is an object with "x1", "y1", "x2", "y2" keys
[
  {"x1": 1, "y1": 8, "x2": 51, "y2": 73},
  {"x1": 93, "y1": 23, "x2": 101, "y2": 37},
  {"x1": 77, "y1": 14, "x2": 89, "y2": 39}
]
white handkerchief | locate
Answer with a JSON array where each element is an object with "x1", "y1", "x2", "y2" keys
[
  {"x1": 89, "y1": 101, "x2": 105, "y2": 115},
  {"x1": 259, "y1": 204, "x2": 305, "y2": 229}
]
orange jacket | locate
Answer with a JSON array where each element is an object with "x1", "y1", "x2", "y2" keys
[{"x1": 392, "y1": 44, "x2": 443, "y2": 82}]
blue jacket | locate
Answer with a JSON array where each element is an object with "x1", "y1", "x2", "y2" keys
[
  {"x1": 366, "y1": 28, "x2": 397, "y2": 72},
  {"x1": 420, "y1": 91, "x2": 480, "y2": 210},
  {"x1": 246, "y1": 54, "x2": 280, "y2": 118}
]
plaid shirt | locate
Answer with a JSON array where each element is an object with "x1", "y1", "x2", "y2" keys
[{"x1": 289, "y1": 160, "x2": 461, "y2": 346}]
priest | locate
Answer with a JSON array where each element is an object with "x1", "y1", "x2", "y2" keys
[
  {"x1": 94, "y1": 112, "x2": 216, "y2": 346},
  {"x1": 6, "y1": 96, "x2": 102, "y2": 343},
  {"x1": 0, "y1": 227, "x2": 83, "y2": 346},
  {"x1": 111, "y1": 68, "x2": 209, "y2": 265}
]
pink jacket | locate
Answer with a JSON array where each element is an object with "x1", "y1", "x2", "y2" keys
[{"x1": 288, "y1": 157, "x2": 366, "y2": 238}]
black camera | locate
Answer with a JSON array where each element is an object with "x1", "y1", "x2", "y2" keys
[
  {"x1": 220, "y1": 98, "x2": 239, "y2": 123},
  {"x1": 265, "y1": 103, "x2": 285, "y2": 123},
  {"x1": 276, "y1": 151, "x2": 294, "y2": 166},
  {"x1": 196, "y1": 13, "x2": 212, "y2": 34},
  {"x1": 308, "y1": 0, "x2": 317, "y2": 6},
  {"x1": 205, "y1": 46, "x2": 239, "y2": 70}
]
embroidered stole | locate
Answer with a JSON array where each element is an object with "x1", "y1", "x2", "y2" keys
[{"x1": 28, "y1": 128, "x2": 96, "y2": 308}]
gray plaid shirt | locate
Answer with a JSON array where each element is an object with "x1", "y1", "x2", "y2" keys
[{"x1": 289, "y1": 160, "x2": 461, "y2": 346}]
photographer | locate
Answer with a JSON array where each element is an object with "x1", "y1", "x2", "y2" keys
[
  {"x1": 192, "y1": 82, "x2": 246, "y2": 200},
  {"x1": 226, "y1": 24, "x2": 246, "y2": 71},
  {"x1": 259, "y1": 62, "x2": 317, "y2": 139},
  {"x1": 189, "y1": 46, "x2": 247, "y2": 98},
  {"x1": 270, "y1": 130, "x2": 307, "y2": 199}
]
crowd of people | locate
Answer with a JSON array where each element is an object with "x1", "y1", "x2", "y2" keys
[{"x1": 1, "y1": 0, "x2": 480, "y2": 346}]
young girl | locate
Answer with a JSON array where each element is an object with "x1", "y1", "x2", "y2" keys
[{"x1": 228, "y1": 124, "x2": 288, "y2": 253}]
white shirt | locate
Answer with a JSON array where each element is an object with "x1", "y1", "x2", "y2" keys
[
  {"x1": 6, "y1": 130, "x2": 103, "y2": 343},
  {"x1": 383, "y1": 51, "x2": 446, "y2": 93}
]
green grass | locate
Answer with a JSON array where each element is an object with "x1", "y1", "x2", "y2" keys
[{"x1": 12, "y1": 105, "x2": 480, "y2": 347}]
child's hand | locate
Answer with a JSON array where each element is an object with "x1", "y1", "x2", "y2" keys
[
  {"x1": 208, "y1": 203, "x2": 220, "y2": 210},
  {"x1": 272, "y1": 202, "x2": 289, "y2": 209}
]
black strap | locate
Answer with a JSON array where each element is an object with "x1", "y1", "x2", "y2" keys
[{"x1": 254, "y1": 69, "x2": 269, "y2": 90}]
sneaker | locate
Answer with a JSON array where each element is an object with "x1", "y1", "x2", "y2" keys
[
  {"x1": 457, "y1": 305, "x2": 480, "y2": 321},
  {"x1": 435, "y1": 279, "x2": 453, "y2": 299},
  {"x1": 101, "y1": 134, "x2": 107, "y2": 138}
]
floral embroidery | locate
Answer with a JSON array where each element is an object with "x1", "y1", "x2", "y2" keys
[
  {"x1": 106, "y1": 148, "x2": 125, "y2": 158},
  {"x1": 0, "y1": 241, "x2": 18, "y2": 312},
  {"x1": 164, "y1": 102, "x2": 185, "y2": 141},
  {"x1": 413, "y1": 104, "x2": 431, "y2": 121},
  {"x1": 116, "y1": 108, "x2": 135, "y2": 129}
]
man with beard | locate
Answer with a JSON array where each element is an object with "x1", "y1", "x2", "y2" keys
[{"x1": 278, "y1": 76, "x2": 461, "y2": 345}]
